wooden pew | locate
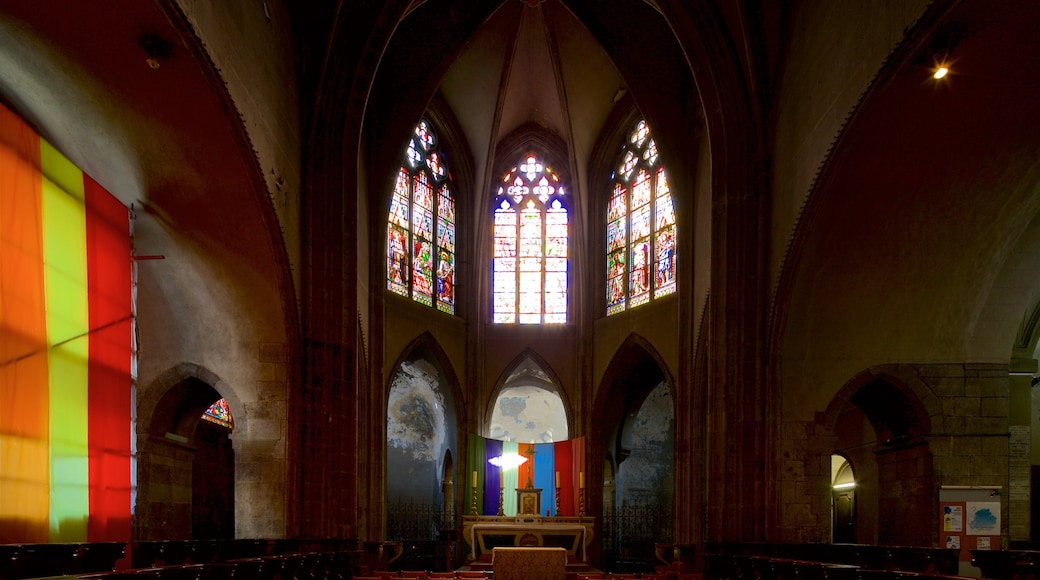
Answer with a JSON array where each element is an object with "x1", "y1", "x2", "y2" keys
[{"x1": 970, "y1": 549, "x2": 1040, "y2": 579}]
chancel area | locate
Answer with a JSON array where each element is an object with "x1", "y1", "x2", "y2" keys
[{"x1": 2, "y1": 0, "x2": 1040, "y2": 579}]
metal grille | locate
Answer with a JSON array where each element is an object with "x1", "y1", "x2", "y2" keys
[
  {"x1": 386, "y1": 496, "x2": 455, "y2": 571},
  {"x1": 601, "y1": 502, "x2": 673, "y2": 573}
]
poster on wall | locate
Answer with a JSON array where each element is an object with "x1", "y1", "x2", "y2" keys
[
  {"x1": 939, "y1": 487, "x2": 1002, "y2": 562},
  {"x1": 966, "y1": 502, "x2": 1000, "y2": 535},
  {"x1": 943, "y1": 504, "x2": 963, "y2": 532}
]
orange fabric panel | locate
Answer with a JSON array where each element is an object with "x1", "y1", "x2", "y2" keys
[{"x1": 0, "y1": 104, "x2": 49, "y2": 542}]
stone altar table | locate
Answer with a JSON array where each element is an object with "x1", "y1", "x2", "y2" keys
[{"x1": 492, "y1": 547, "x2": 567, "y2": 580}]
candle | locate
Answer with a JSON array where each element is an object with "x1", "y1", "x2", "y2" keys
[
  {"x1": 579, "y1": 471, "x2": 585, "y2": 489},
  {"x1": 555, "y1": 471, "x2": 561, "y2": 488},
  {"x1": 500, "y1": 476, "x2": 505, "y2": 489},
  {"x1": 472, "y1": 470, "x2": 477, "y2": 488}
]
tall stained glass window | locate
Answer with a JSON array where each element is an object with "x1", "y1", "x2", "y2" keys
[
  {"x1": 387, "y1": 119, "x2": 456, "y2": 314},
  {"x1": 606, "y1": 119, "x2": 676, "y2": 315},
  {"x1": 493, "y1": 155, "x2": 568, "y2": 324}
]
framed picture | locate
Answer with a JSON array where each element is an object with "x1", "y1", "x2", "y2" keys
[{"x1": 516, "y1": 488, "x2": 542, "y2": 516}]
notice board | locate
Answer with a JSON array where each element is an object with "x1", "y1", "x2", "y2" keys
[{"x1": 939, "y1": 486, "x2": 1002, "y2": 562}]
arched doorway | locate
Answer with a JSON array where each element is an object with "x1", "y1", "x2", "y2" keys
[
  {"x1": 192, "y1": 399, "x2": 235, "y2": 539},
  {"x1": 831, "y1": 454, "x2": 856, "y2": 543},
  {"x1": 137, "y1": 376, "x2": 236, "y2": 540},
  {"x1": 827, "y1": 375, "x2": 933, "y2": 545}
]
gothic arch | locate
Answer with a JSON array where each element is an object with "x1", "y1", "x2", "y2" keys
[
  {"x1": 135, "y1": 362, "x2": 242, "y2": 540},
  {"x1": 821, "y1": 366, "x2": 940, "y2": 437},
  {"x1": 595, "y1": 334, "x2": 677, "y2": 420},
  {"x1": 486, "y1": 348, "x2": 573, "y2": 440},
  {"x1": 386, "y1": 331, "x2": 464, "y2": 416},
  {"x1": 814, "y1": 366, "x2": 939, "y2": 546},
  {"x1": 138, "y1": 362, "x2": 246, "y2": 442}
]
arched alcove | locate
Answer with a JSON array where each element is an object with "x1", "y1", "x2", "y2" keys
[
  {"x1": 385, "y1": 334, "x2": 462, "y2": 570},
  {"x1": 486, "y1": 350, "x2": 570, "y2": 443},
  {"x1": 593, "y1": 334, "x2": 676, "y2": 571},
  {"x1": 136, "y1": 372, "x2": 237, "y2": 540},
  {"x1": 823, "y1": 373, "x2": 934, "y2": 546}
]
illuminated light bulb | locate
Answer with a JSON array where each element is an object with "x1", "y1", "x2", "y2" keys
[{"x1": 933, "y1": 66, "x2": 949, "y2": 80}]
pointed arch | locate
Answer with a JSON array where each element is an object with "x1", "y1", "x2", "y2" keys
[
  {"x1": 594, "y1": 334, "x2": 676, "y2": 424},
  {"x1": 486, "y1": 348, "x2": 572, "y2": 442},
  {"x1": 139, "y1": 362, "x2": 245, "y2": 442},
  {"x1": 385, "y1": 331, "x2": 464, "y2": 408},
  {"x1": 816, "y1": 367, "x2": 939, "y2": 546},
  {"x1": 821, "y1": 367, "x2": 939, "y2": 438}
]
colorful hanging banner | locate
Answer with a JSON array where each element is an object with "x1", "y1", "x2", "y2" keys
[
  {"x1": 0, "y1": 103, "x2": 132, "y2": 543},
  {"x1": 467, "y1": 434, "x2": 585, "y2": 517}
]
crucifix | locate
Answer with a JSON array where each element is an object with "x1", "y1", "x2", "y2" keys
[{"x1": 521, "y1": 445, "x2": 537, "y2": 488}]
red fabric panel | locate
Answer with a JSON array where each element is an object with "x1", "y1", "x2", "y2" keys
[
  {"x1": 0, "y1": 106, "x2": 48, "y2": 542},
  {"x1": 85, "y1": 175, "x2": 131, "y2": 542},
  {"x1": 554, "y1": 439, "x2": 574, "y2": 516}
]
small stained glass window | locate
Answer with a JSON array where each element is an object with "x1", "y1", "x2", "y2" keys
[
  {"x1": 201, "y1": 398, "x2": 233, "y2": 431},
  {"x1": 493, "y1": 155, "x2": 568, "y2": 324},
  {"x1": 606, "y1": 119, "x2": 676, "y2": 316},
  {"x1": 387, "y1": 119, "x2": 456, "y2": 314}
]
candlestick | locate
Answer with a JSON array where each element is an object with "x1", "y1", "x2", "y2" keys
[
  {"x1": 471, "y1": 484, "x2": 478, "y2": 515},
  {"x1": 497, "y1": 486, "x2": 505, "y2": 516},
  {"x1": 555, "y1": 485, "x2": 561, "y2": 516},
  {"x1": 579, "y1": 488, "x2": 585, "y2": 517}
]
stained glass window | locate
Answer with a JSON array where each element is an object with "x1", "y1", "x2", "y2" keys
[
  {"x1": 493, "y1": 155, "x2": 568, "y2": 324},
  {"x1": 201, "y1": 398, "x2": 233, "y2": 430},
  {"x1": 386, "y1": 119, "x2": 456, "y2": 314},
  {"x1": 606, "y1": 119, "x2": 676, "y2": 316}
]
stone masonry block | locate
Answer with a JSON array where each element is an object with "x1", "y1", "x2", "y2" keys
[
  {"x1": 965, "y1": 416, "x2": 1008, "y2": 433},
  {"x1": 980, "y1": 397, "x2": 1009, "y2": 417},
  {"x1": 258, "y1": 362, "x2": 287, "y2": 382},
  {"x1": 951, "y1": 437, "x2": 982, "y2": 456},
  {"x1": 945, "y1": 397, "x2": 980, "y2": 416},
  {"x1": 970, "y1": 455, "x2": 1008, "y2": 477},
  {"x1": 980, "y1": 436, "x2": 1009, "y2": 457},
  {"x1": 926, "y1": 377, "x2": 966, "y2": 397},
  {"x1": 915, "y1": 364, "x2": 965, "y2": 378},
  {"x1": 966, "y1": 378, "x2": 1008, "y2": 398}
]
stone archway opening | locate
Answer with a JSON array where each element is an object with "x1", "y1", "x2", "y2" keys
[
  {"x1": 136, "y1": 377, "x2": 235, "y2": 540},
  {"x1": 831, "y1": 377, "x2": 933, "y2": 546}
]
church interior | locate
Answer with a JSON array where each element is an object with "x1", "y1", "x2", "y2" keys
[{"x1": 2, "y1": 0, "x2": 1040, "y2": 578}]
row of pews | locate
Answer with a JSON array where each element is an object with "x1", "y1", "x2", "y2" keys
[
  {"x1": 0, "y1": 538, "x2": 363, "y2": 580},
  {"x1": 702, "y1": 543, "x2": 967, "y2": 579}
]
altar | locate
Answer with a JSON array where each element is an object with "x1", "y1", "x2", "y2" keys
[{"x1": 462, "y1": 515, "x2": 595, "y2": 564}]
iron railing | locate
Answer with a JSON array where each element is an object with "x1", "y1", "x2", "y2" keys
[
  {"x1": 601, "y1": 502, "x2": 673, "y2": 573},
  {"x1": 386, "y1": 497, "x2": 455, "y2": 572}
]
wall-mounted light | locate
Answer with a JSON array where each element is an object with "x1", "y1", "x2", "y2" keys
[
  {"x1": 833, "y1": 482, "x2": 857, "y2": 490},
  {"x1": 918, "y1": 21, "x2": 969, "y2": 82},
  {"x1": 139, "y1": 33, "x2": 173, "y2": 70}
]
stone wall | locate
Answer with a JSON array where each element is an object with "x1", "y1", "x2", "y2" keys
[{"x1": 779, "y1": 363, "x2": 1010, "y2": 545}]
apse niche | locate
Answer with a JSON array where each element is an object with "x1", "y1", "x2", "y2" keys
[
  {"x1": 616, "y1": 382, "x2": 674, "y2": 506},
  {"x1": 386, "y1": 358, "x2": 458, "y2": 502},
  {"x1": 488, "y1": 356, "x2": 568, "y2": 443}
]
